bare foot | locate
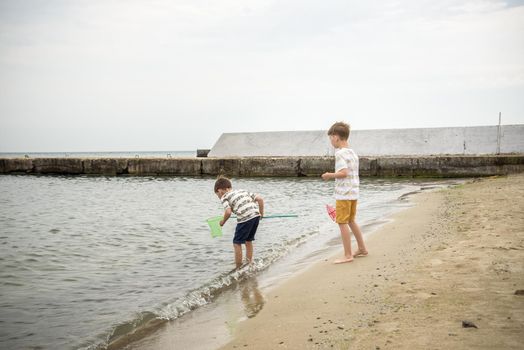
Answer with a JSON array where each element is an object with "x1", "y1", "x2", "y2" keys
[
  {"x1": 333, "y1": 257, "x2": 354, "y2": 264},
  {"x1": 353, "y1": 249, "x2": 368, "y2": 258}
]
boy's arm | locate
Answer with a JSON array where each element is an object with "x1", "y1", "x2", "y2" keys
[
  {"x1": 220, "y1": 207, "x2": 232, "y2": 226},
  {"x1": 321, "y1": 168, "x2": 348, "y2": 180},
  {"x1": 255, "y1": 195, "x2": 264, "y2": 218}
]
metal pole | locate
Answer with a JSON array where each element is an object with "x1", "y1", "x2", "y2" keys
[{"x1": 497, "y1": 112, "x2": 501, "y2": 154}]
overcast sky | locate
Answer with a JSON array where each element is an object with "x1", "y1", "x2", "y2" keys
[{"x1": 0, "y1": 0, "x2": 523, "y2": 152}]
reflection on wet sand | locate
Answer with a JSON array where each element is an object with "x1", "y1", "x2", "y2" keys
[{"x1": 240, "y1": 277, "x2": 265, "y2": 319}]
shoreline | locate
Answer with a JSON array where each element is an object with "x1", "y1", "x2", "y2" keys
[
  {"x1": 2, "y1": 176, "x2": 454, "y2": 350},
  {"x1": 115, "y1": 179, "x2": 438, "y2": 350},
  {"x1": 106, "y1": 175, "x2": 524, "y2": 350},
  {"x1": 214, "y1": 174, "x2": 524, "y2": 349}
]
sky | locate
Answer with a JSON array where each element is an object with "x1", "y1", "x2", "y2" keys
[{"x1": 0, "y1": 0, "x2": 523, "y2": 152}]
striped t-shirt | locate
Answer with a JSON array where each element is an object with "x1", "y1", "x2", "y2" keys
[
  {"x1": 221, "y1": 189, "x2": 260, "y2": 223},
  {"x1": 334, "y1": 148, "x2": 359, "y2": 200}
]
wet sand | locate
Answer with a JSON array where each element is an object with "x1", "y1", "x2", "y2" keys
[{"x1": 219, "y1": 174, "x2": 524, "y2": 349}]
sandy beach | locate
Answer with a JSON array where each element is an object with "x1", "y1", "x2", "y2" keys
[{"x1": 218, "y1": 174, "x2": 524, "y2": 350}]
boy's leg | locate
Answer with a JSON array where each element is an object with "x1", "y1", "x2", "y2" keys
[
  {"x1": 349, "y1": 221, "x2": 368, "y2": 257},
  {"x1": 244, "y1": 217, "x2": 259, "y2": 265},
  {"x1": 234, "y1": 243, "x2": 243, "y2": 268},
  {"x1": 234, "y1": 219, "x2": 253, "y2": 268},
  {"x1": 245, "y1": 241, "x2": 253, "y2": 264},
  {"x1": 347, "y1": 201, "x2": 368, "y2": 257},
  {"x1": 335, "y1": 200, "x2": 353, "y2": 264},
  {"x1": 334, "y1": 223, "x2": 353, "y2": 264}
]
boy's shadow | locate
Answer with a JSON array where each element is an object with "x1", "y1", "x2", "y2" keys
[{"x1": 240, "y1": 277, "x2": 265, "y2": 318}]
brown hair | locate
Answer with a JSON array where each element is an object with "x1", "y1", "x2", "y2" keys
[
  {"x1": 214, "y1": 176, "x2": 232, "y2": 192},
  {"x1": 327, "y1": 122, "x2": 350, "y2": 141}
]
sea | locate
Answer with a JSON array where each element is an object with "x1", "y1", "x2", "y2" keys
[
  {"x1": 0, "y1": 151, "x2": 459, "y2": 349},
  {"x1": 0, "y1": 151, "x2": 196, "y2": 159}
]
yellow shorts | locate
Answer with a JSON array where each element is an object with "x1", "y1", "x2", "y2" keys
[{"x1": 336, "y1": 200, "x2": 357, "y2": 224}]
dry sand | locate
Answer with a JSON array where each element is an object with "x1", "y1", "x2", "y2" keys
[{"x1": 219, "y1": 174, "x2": 524, "y2": 350}]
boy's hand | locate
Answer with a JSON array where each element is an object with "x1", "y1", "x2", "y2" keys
[
  {"x1": 221, "y1": 208, "x2": 232, "y2": 226},
  {"x1": 255, "y1": 195, "x2": 264, "y2": 221},
  {"x1": 321, "y1": 172, "x2": 332, "y2": 181}
]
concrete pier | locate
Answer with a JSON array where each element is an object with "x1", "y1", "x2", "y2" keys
[
  {"x1": 1, "y1": 155, "x2": 523, "y2": 178},
  {"x1": 3, "y1": 125, "x2": 522, "y2": 177},
  {"x1": 208, "y1": 125, "x2": 524, "y2": 157}
]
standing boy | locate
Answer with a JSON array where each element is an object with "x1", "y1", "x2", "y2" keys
[
  {"x1": 322, "y1": 122, "x2": 368, "y2": 264},
  {"x1": 214, "y1": 177, "x2": 264, "y2": 269}
]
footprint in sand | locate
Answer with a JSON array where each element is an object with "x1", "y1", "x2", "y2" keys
[{"x1": 430, "y1": 258, "x2": 443, "y2": 266}]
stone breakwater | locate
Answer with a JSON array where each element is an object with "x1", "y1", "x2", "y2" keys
[{"x1": 1, "y1": 155, "x2": 523, "y2": 177}]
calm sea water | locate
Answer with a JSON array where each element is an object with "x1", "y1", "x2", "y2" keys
[
  {"x1": 0, "y1": 151, "x2": 196, "y2": 159},
  {"x1": 0, "y1": 175, "x2": 449, "y2": 349}
]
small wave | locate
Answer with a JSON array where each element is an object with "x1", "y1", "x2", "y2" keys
[
  {"x1": 157, "y1": 228, "x2": 319, "y2": 320},
  {"x1": 89, "y1": 228, "x2": 320, "y2": 350}
]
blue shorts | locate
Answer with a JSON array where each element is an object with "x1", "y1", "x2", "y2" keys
[{"x1": 233, "y1": 216, "x2": 260, "y2": 244}]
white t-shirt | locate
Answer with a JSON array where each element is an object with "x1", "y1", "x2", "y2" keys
[
  {"x1": 221, "y1": 189, "x2": 260, "y2": 223},
  {"x1": 334, "y1": 148, "x2": 359, "y2": 200}
]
